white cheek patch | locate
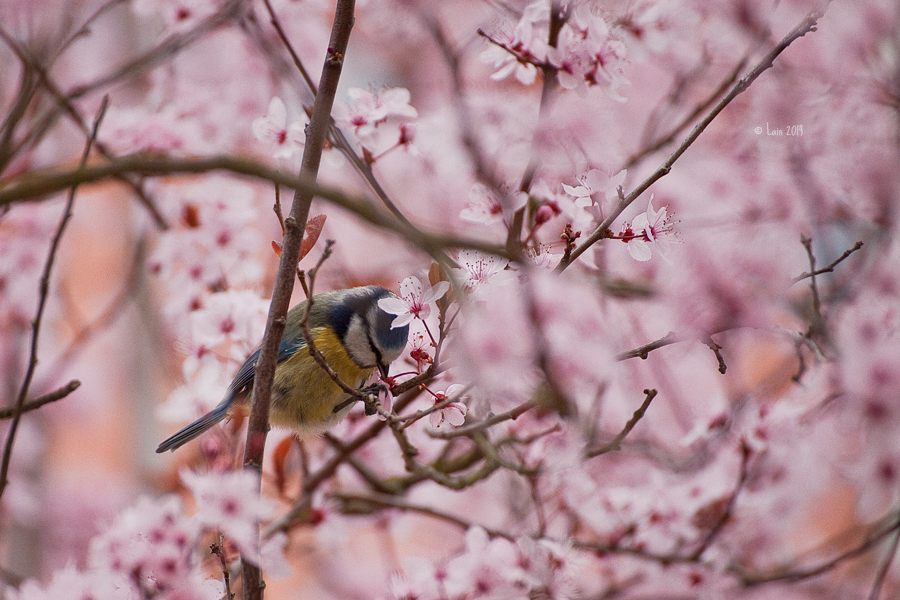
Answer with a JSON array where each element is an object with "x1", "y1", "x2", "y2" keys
[{"x1": 344, "y1": 314, "x2": 378, "y2": 368}]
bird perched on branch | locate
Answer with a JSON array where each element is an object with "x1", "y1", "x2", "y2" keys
[{"x1": 156, "y1": 286, "x2": 409, "y2": 453}]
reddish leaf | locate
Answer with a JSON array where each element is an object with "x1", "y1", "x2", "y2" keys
[
  {"x1": 271, "y1": 240, "x2": 283, "y2": 257},
  {"x1": 300, "y1": 214, "x2": 327, "y2": 261},
  {"x1": 271, "y1": 435, "x2": 295, "y2": 496}
]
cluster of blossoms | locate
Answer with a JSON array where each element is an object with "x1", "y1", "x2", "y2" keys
[
  {"x1": 12, "y1": 471, "x2": 288, "y2": 600},
  {"x1": 333, "y1": 87, "x2": 418, "y2": 159},
  {"x1": 3, "y1": 0, "x2": 900, "y2": 598},
  {"x1": 480, "y1": 1, "x2": 630, "y2": 98},
  {"x1": 389, "y1": 527, "x2": 579, "y2": 600}
]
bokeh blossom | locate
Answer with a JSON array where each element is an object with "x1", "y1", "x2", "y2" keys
[{"x1": 252, "y1": 96, "x2": 306, "y2": 162}]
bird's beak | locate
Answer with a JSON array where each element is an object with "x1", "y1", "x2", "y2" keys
[{"x1": 378, "y1": 362, "x2": 390, "y2": 379}]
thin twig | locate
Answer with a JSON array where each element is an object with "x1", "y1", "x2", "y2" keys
[
  {"x1": 0, "y1": 96, "x2": 107, "y2": 499},
  {"x1": 259, "y1": 0, "x2": 318, "y2": 94},
  {"x1": 586, "y1": 389, "x2": 657, "y2": 456},
  {"x1": 736, "y1": 511, "x2": 900, "y2": 586},
  {"x1": 791, "y1": 240, "x2": 863, "y2": 283},
  {"x1": 615, "y1": 332, "x2": 678, "y2": 361},
  {"x1": 704, "y1": 335, "x2": 727, "y2": 374},
  {"x1": 868, "y1": 519, "x2": 900, "y2": 600},
  {"x1": 689, "y1": 441, "x2": 751, "y2": 559},
  {"x1": 622, "y1": 55, "x2": 749, "y2": 170},
  {"x1": 211, "y1": 534, "x2": 235, "y2": 600},
  {"x1": 0, "y1": 380, "x2": 80, "y2": 420},
  {"x1": 327, "y1": 489, "x2": 513, "y2": 540}
]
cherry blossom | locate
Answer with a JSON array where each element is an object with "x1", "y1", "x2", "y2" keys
[
  {"x1": 562, "y1": 168, "x2": 626, "y2": 207},
  {"x1": 252, "y1": 96, "x2": 306, "y2": 162},
  {"x1": 429, "y1": 384, "x2": 468, "y2": 429},
  {"x1": 460, "y1": 183, "x2": 504, "y2": 225},
  {"x1": 333, "y1": 87, "x2": 418, "y2": 154},
  {"x1": 451, "y1": 250, "x2": 517, "y2": 298},
  {"x1": 479, "y1": 1, "x2": 549, "y2": 85},
  {"x1": 377, "y1": 276, "x2": 450, "y2": 329},
  {"x1": 546, "y1": 6, "x2": 630, "y2": 98},
  {"x1": 132, "y1": 0, "x2": 220, "y2": 34},
  {"x1": 618, "y1": 196, "x2": 677, "y2": 262},
  {"x1": 181, "y1": 469, "x2": 276, "y2": 564}
]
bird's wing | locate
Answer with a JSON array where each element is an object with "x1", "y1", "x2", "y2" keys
[{"x1": 156, "y1": 334, "x2": 310, "y2": 453}]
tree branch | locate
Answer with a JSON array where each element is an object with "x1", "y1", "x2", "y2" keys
[
  {"x1": 0, "y1": 380, "x2": 80, "y2": 420},
  {"x1": 585, "y1": 388, "x2": 657, "y2": 456},
  {"x1": 0, "y1": 154, "x2": 511, "y2": 262},
  {"x1": 241, "y1": 1, "x2": 355, "y2": 597}
]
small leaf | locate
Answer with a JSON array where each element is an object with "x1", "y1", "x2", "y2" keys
[
  {"x1": 300, "y1": 214, "x2": 327, "y2": 261},
  {"x1": 272, "y1": 435, "x2": 295, "y2": 495},
  {"x1": 271, "y1": 240, "x2": 283, "y2": 257}
]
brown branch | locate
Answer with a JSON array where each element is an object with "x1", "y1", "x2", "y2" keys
[
  {"x1": 328, "y1": 489, "x2": 514, "y2": 541},
  {"x1": 736, "y1": 511, "x2": 900, "y2": 586},
  {"x1": 241, "y1": 2, "x2": 356, "y2": 597},
  {"x1": 559, "y1": 4, "x2": 831, "y2": 270},
  {"x1": 0, "y1": 154, "x2": 512, "y2": 261},
  {"x1": 0, "y1": 96, "x2": 107, "y2": 499},
  {"x1": 704, "y1": 335, "x2": 727, "y2": 374},
  {"x1": 0, "y1": 380, "x2": 80, "y2": 420},
  {"x1": 585, "y1": 388, "x2": 657, "y2": 457},
  {"x1": 688, "y1": 441, "x2": 751, "y2": 559},
  {"x1": 615, "y1": 331, "x2": 678, "y2": 361},
  {"x1": 210, "y1": 535, "x2": 236, "y2": 600},
  {"x1": 792, "y1": 240, "x2": 863, "y2": 283},
  {"x1": 622, "y1": 54, "x2": 749, "y2": 171}
]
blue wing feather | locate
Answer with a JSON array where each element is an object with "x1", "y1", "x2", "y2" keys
[{"x1": 155, "y1": 335, "x2": 308, "y2": 453}]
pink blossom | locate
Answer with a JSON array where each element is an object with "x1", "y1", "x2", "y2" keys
[
  {"x1": 547, "y1": 7, "x2": 630, "y2": 99},
  {"x1": 407, "y1": 331, "x2": 434, "y2": 373},
  {"x1": 621, "y1": 196, "x2": 677, "y2": 262},
  {"x1": 429, "y1": 384, "x2": 468, "y2": 429},
  {"x1": 85, "y1": 495, "x2": 221, "y2": 599},
  {"x1": 11, "y1": 565, "x2": 127, "y2": 600},
  {"x1": 188, "y1": 289, "x2": 269, "y2": 355},
  {"x1": 451, "y1": 250, "x2": 517, "y2": 297},
  {"x1": 132, "y1": 0, "x2": 219, "y2": 33},
  {"x1": 333, "y1": 87, "x2": 417, "y2": 154},
  {"x1": 260, "y1": 532, "x2": 292, "y2": 580},
  {"x1": 562, "y1": 168, "x2": 626, "y2": 207},
  {"x1": 181, "y1": 469, "x2": 276, "y2": 564},
  {"x1": 157, "y1": 354, "x2": 230, "y2": 425},
  {"x1": 479, "y1": 2, "x2": 549, "y2": 85},
  {"x1": 377, "y1": 276, "x2": 450, "y2": 329},
  {"x1": 252, "y1": 96, "x2": 306, "y2": 161},
  {"x1": 460, "y1": 183, "x2": 504, "y2": 225}
]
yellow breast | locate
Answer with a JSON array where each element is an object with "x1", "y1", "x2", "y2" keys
[{"x1": 269, "y1": 327, "x2": 373, "y2": 436}]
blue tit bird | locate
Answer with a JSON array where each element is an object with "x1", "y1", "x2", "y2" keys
[{"x1": 156, "y1": 285, "x2": 409, "y2": 453}]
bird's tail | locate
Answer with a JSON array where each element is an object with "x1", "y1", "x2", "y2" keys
[{"x1": 155, "y1": 396, "x2": 234, "y2": 453}]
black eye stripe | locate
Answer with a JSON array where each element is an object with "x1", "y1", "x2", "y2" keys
[{"x1": 364, "y1": 319, "x2": 384, "y2": 368}]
